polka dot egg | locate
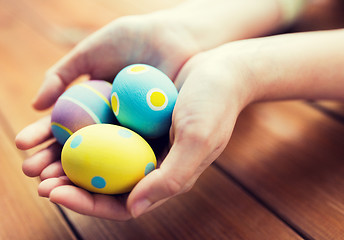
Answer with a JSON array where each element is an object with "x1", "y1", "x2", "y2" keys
[
  {"x1": 61, "y1": 124, "x2": 157, "y2": 194},
  {"x1": 111, "y1": 64, "x2": 178, "y2": 138},
  {"x1": 51, "y1": 80, "x2": 116, "y2": 145}
]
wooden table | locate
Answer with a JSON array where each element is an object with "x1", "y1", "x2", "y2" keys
[{"x1": 1, "y1": 0, "x2": 344, "y2": 239}]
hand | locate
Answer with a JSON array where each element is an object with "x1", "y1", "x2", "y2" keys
[
  {"x1": 32, "y1": 13, "x2": 200, "y2": 110},
  {"x1": 127, "y1": 44, "x2": 255, "y2": 217}
]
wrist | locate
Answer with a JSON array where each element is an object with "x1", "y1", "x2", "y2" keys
[
  {"x1": 152, "y1": 0, "x2": 284, "y2": 51},
  {"x1": 178, "y1": 44, "x2": 260, "y2": 113},
  {"x1": 236, "y1": 29, "x2": 344, "y2": 103}
]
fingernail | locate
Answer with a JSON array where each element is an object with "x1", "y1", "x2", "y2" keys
[{"x1": 131, "y1": 199, "x2": 152, "y2": 218}]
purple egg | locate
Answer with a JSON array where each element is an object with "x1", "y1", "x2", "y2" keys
[{"x1": 51, "y1": 80, "x2": 117, "y2": 145}]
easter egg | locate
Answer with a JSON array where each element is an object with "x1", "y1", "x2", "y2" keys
[
  {"x1": 61, "y1": 124, "x2": 157, "y2": 194},
  {"x1": 51, "y1": 80, "x2": 117, "y2": 145},
  {"x1": 111, "y1": 64, "x2": 178, "y2": 138}
]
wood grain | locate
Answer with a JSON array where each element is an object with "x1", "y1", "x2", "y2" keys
[
  {"x1": 0, "y1": 0, "x2": 68, "y2": 132},
  {"x1": 216, "y1": 101, "x2": 344, "y2": 240},
  {"x1": 61, "y1": 166, "x2": 302, "y2": 240},
  {"x1": 0, "y1": 112, "x2": 76, "y2": 240}
]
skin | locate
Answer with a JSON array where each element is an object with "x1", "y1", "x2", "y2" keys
[
  {"x1": 129, "y1": 28, "x2": 344, "y2": 217},
  {"x1": 15, "y1": 0, "x2": 338, "y2": 220}
]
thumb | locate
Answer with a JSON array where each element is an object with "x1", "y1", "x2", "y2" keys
[{"x1": 127, "y1": 122, "x2": 221, "y2": 218}]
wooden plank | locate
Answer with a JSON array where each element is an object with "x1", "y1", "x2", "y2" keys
[
  {"x1": 0, "y1": 112, "x2": 76, "y2": 240},
  {"x1": 0, "y1": 0, "x2": 183, "y2": 49},
  {"x1": 216, "y1": 101, "x2": 344, "y2": 240},
  {"x1": 60, "y1": 166, "x2": 302, "y2": 240},
  {"x1": 0, "y1": 1, "x2": 69, "y2": 132},
  {"x1": 1, "y1": 0, "x2": 116, "y2": 47}
]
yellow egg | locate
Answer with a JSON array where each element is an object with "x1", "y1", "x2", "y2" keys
[{"x1": 61, "y1": 124, "x2": 157, "y2": 194}]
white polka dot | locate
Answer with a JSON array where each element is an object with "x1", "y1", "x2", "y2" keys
[{"x1": 146, "y1": 88, "x2": 168, "y2": 111}]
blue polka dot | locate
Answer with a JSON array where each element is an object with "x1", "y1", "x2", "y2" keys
[
  {"x1": 91, "y1": 176, "x2": 106, "y2": 189},
  {"x1": 70, "y1": 135, "x2": 83, "y2": 148},
  {"x1": 144, "y1": 162, "x2": 155, "y2": 176},
  {"x1": 118, "y1": 128, "x2": 132, "y2": 138}
]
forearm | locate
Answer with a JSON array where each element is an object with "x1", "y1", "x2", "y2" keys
[
  {"x1": 155, "y1": 0, "x2": 307, "y2": 51},
  {"x1": 246, "y1": 29, "x2": 344, "y2": 102}
]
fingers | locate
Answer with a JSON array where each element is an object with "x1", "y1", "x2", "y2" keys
[
  {"x1": 33, "y1": 46, "x2": 89, "y2": 110},
  {"x1": 49, "y1": 185, "x2": 131, "y2": 220},
  {"x1": 40, "y1": 161, "x2": 65, "y2": 180},
  {"x1": 15, "y1": 116, "x2": 53, "y2": 150},
  {"x1": 38, "y1": 177, "x2": 72, "y2": 197},
  {"x1": 22, "y1": 142, "x2": 62, "y2": 178},
  {"x1": 37, "y1": 161, "x2": 131, "y2": 220},
  {"x1": 16, "y1": 116, "x2": 64, "y2": 179}
]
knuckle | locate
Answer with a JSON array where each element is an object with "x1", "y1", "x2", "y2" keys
[
  {"x1": 163, "y1": 168, "x2": 196, "y2": 197},
  {"x1": 165, "y1": 176, "x2": 185, "y2": 196},
  {"x1": 165, "y1": 174, "x2": 197, "y2": 197},
  {"x1": 189, "y1": 50, "x2": 213, "y2": 65},
  {"x1": 183, "y1": 181, "x2": 194, "y2": 194},
  {"x1": 175, "y1": 120, "x2": 212, "y2": 149}
]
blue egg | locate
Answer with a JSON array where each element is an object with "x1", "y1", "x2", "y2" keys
[{"x1": 111, "y1": 64, "x2": 178, "y2": 138}]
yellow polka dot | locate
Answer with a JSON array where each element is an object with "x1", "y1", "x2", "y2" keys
[
  {"x1": 146, "y1": 88, "x2": 168, "y2": 111},
  {"x1": 111, "y1": 92, "x2": 119, "y2": 116},
  {"x1": 150, "y1": 91, "x2": 166, "y2": 107},
  {"x1": 130, "y1": 65, "x2": 146, "y2": 72}
]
